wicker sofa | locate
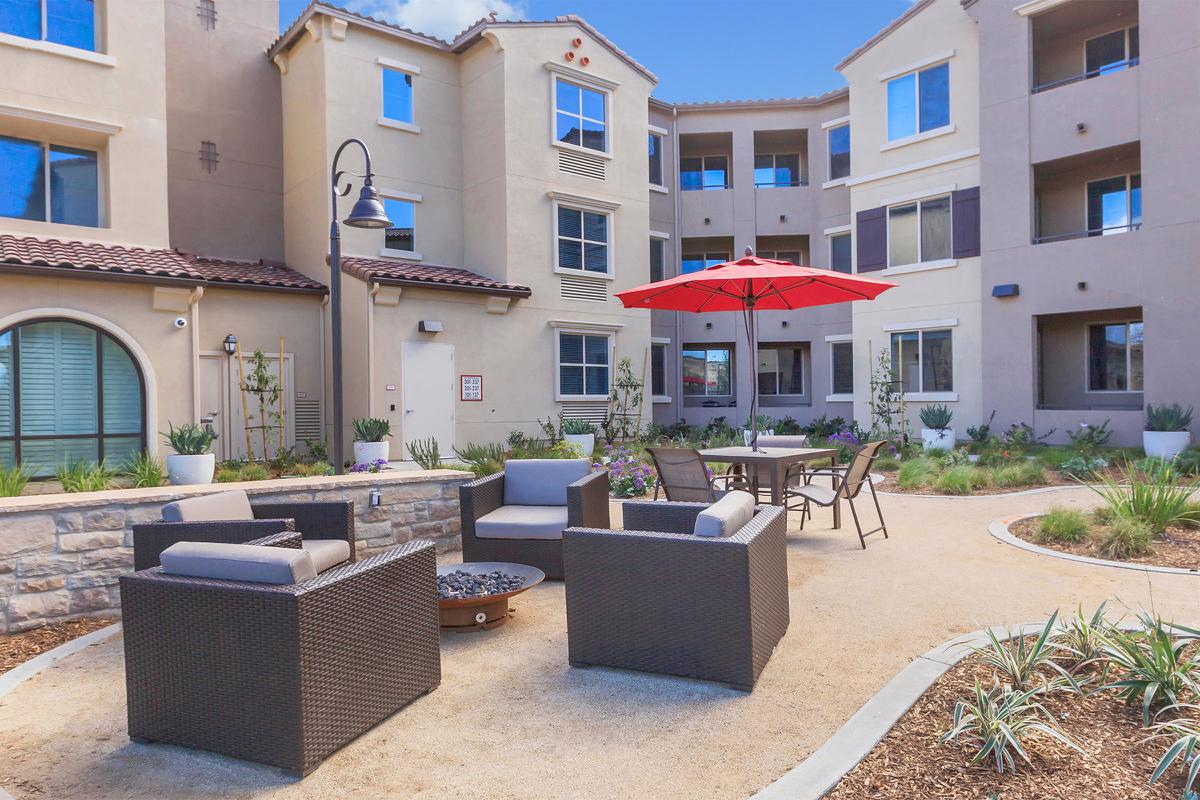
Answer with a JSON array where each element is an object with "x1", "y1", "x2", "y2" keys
[
  {"x1": 119, "y1": 531, "x2": 440, "y2": 776},
  {"x1": 459, "y1": 459, "x2": 610, "y2": 580},
  {"x1": 562, "y1": 500, "x2": 789, "y2": 691},
  {"x1": 131, "y1": 490, "x2": 355, "y2": 571}
]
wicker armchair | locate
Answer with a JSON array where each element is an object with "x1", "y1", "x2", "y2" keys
[
  {"x1": 132, "y1": 494, "x2": 356, "y2": 570},
  {"x1": 562, "y1": 501, "x2": 789, "y2": 691},
  {"x1": 459, "y1": 462, "x2": 610, "y2": 580},
  {"x1": 119, "y1": 532, "x2": 440, "y2": 776}
]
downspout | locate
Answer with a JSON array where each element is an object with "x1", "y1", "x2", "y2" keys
[
  {"x1": 367, "y1": 281, "x2": 381, "y2": 418},
  {"x1": 672, "y1": 105, "x2": 684, "y2": 424},
  {"x1": 188, "y1": 287, "x2": 204, "y2": 428}
]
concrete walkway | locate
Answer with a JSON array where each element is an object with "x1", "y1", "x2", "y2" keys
[{"x1": 0, "y1": 487, "x2": 1194, "y2": 800}]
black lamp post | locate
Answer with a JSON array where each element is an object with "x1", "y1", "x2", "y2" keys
[{"x1": 330, "y1": 138, "x2": 391, "y2": 473}]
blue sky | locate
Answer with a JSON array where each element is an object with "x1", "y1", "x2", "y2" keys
[{"x1": 277, "y1": 1, "x2": 912, "y2": 103}]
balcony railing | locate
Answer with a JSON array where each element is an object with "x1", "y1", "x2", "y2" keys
[
  {"x1": 754, "y1": 179, "x2": 809, "y2": 188},
  {"x1": 1032, "y1": 221, "x2": 1142, "y2": 244},
  {"x1": 1031, "y1": 58, "x2": 1139, "y2": 93}
]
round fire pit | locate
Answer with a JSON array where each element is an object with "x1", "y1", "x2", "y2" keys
[{"x1": 435, "y1": 562, "x2": 545, "y2": 632}]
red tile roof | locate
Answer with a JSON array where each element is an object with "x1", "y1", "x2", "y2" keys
[
  {"x1": 340, "y1": 256, "x2": 531, "y2": 298},
  {"x1": 0, "y1": 234, "x2": 326, "y2": 294}
]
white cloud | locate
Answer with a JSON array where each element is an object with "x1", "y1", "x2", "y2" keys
[{"x1": 344, "y1": 0, "x2": 527, "y2": 41}]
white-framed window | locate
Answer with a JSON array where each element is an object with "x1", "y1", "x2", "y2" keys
[
  {"x1": 757, "y1": 250, "x2": 801, "y2": 265},
  {"x1": 753, "y1": 153, "x2": 802, "y2": 188},
  {"x1": 829, "y1": 232, "x2": 852, "y2": 274},
  {"x1": 0, "y1": 134, "x2": 99, "y2": 227},
  {"x1": 757, "y1": 344, "x2": 806, "y2": 396},
  {"x1": 887, "y1": 194, "x2": 951, "y2": 268},
  {"x1": 682, "y1": 346, "x2": 732, "y2": 397},
  {"x1": 890, "y1": 328, "x2": 953, "y2": 394},
  {"x1": 887, "y1": 61, "x2": 949, "y2": 141},
  {"x1": 1085, "y1": 25, "x2": 1139, "y2": 79},
  {"x1": 0, "y1": 0, "x2": 96, "y2": 51},
  {"x1": 381, "y1": 197, "x2": 416, "y2": 256},
  {"x1": 555, "y1": 203, "x2": 611, "y2": 276},
  {"x1": 379, "y1": 60, "x2": 419, "y2": 132},
  {"x1": 830, "y1": 340, "x2": 854, "y2": 395},
  {"x1": 680, "y1": 155, "x2": 728, "y2": 190},
  {"x1": 1087, "y1": 320, "x2": 1143, "y2": 392},
  {"x1": 648, "y1": 132, "x2": 664, "y2": 187},
  {"x1": 827, "y1": 123, "x2": 850, "y2": 180},
  {"x1": 555, "y1": 77, "x2": 607, "y2": 153},
  {"x1": 557, "y1": 331, "x2": 611, "y2": 400},
  {"x1": 1086, "y1": 173, "x2": 1141, "y2": 236},
  {"x1": 681, "y1": 251, "x2": 728, "y2": 275}
]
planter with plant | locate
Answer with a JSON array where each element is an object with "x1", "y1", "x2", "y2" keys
[
  {"x1": 561, "y1": 417, "x2": 597, "y2": 457},
  {"x1": 920, "y1": 404, "x2": 955, "y2": 451},
  {"x1": 743, "y1": 413, "x2": 775, "y2": 446},
  {"x1": 352, "y1": 417, "x2": 392, "y2": 465},
  {"x1": 1145, "y1": 403, "x2": 1193, "y2": 460},
  {"x1": 163, "y1": 422, "x2": 217, "y2": 485}
]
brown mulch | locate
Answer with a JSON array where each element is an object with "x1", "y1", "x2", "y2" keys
[
  {"x1": 876, "y1": 471, "x2": 1075, "y2": 496},
  {"x1": 0, "y1": 617, "x2": 117, "y2": 676},
  {"x1": 1010, "y1": 518, "x2": 1200, "y2": 571},
  {"x1": 825, "y1": 652, "x2": 1186, "y2": 799}
]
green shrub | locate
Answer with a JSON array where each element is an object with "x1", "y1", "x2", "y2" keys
[
  {"x1": 898, "y1": 457, "x2": 935, "y2": 489},
  {"x1": 292, "y1": 461, "x2": 333, "y2": 477},
  {"x1": 407, "y1": 437, "x2": 442, "y2": 469},
  {"x1": 453, "y1": 442, "x2": 508, "y2": 475},
  {"x1": 238, "y1": 463, "x2": 270, "y2": 482},
  {"x1": 124, "y1": 451, "x2": 166, "y2": 488},
  {"x1": 215, "y1": 466, "x2": 242, "y2": 483},
  {"x1": 1086, "y1": 462, "x2": 1198, "y2": 532},
  {"x1": 1174, "y1": 448, "x2": 1200, "y2": 476},
  {"x1": 1099, "y1": 613, "x2": 1200, "y2": 725},
  {"x1": 874, "y1": 455, "x2": 901, "y2": 472},
  {"x1": 55, "y1": 459, "x2": 115, "y2": 493},
  {"x1": 992, "y1": 461, "x2": 1046, "y2": 488},
  {"x1": 1145, "y1": 705, "x2": 1200, "y2": 797},
  {"x1": 970, "y1": 613, "x2": 1077, "y2": 693},
  {"x1": 163, "y1": 422, "x2": 216, "y2": 455},
  {"x1": 0, "y1": 462, "x2": 31, "y2": 497},
  {"x1": 1066, "y1": 419, "x2": 1113, "y2": 454},
  {"x1": 1053, "y1": 602, "x2": 1118, "y2": 671},
  {"x1": 351, "y1": 417, "x2": 392, "y2": 442},
  {"x1": 935, "y1": 465, "x2": 976, "y2": 495},
  {"x1": 965, "y1": 411, "x2": 996, "y2": 444},
  {"x1": 1058, "y1": 455, "x2": 1109, "y2": 476},
  {"x1": 1096, "y1": 516, "x2": 1153, "y2": 559},
  {"x1": 940, "y1": 680, "x2": 1081, "y2": 773},
  {"x1": 1035, "y1": 507, "x2": 1089, "y2": 544}
]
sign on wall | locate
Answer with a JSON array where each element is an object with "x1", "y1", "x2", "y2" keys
[{"x1": 460, "y1": 374, "x2": 483, "y2": 402}]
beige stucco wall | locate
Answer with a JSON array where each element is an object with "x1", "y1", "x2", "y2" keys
[
  {"x1": 841, "y1": 0, "x2": 983, "y2": 435},
  {"x1": 0, "y1": 0, "x2": 170, "y2": 248}
]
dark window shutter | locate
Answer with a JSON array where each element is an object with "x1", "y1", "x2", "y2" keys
[
  {"x1": 952, "y1": 186, "x2": 981, "y2": 258},
  {"x1": 855, "y1": 207, "x2": 887, "y2": 272}
]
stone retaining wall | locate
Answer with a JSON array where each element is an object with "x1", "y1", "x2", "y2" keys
[{"x1": 0, "y1": 469, "x2": 471, "y2": 633}]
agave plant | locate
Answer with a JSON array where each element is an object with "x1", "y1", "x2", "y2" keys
[
  {"x1": 1099, "y1": 613, "x2": 1200, "y2": 725},
  {"x1": 561, "y1": 417, "x2": 596, "y2": 436},
  {"x1": 1146, "y1": 403, "x2": 1195, "y2": 433},
  {"x1": 940, "y1": 680, "x2": 1083, "y2": 773},
  {"x1": 970, "y1": 612, "x2": 1079, "y2": 693},
  {"x1": 351, "y1": 417, "x2": 392, "y2": 443},
  {"x1": 163, "y1": 422, "x2": 217, "y2": 455},
  {"x1": 1145, "y1": 705, "x2": 1200, "y2": 797},
  {"x1": 919, "y1": 403, "x2": 953, "y2": 431}
]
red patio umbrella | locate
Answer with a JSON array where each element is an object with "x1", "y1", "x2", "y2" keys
[{"x1": 616, "y1": 248, "x2": 897, "y2": 450}]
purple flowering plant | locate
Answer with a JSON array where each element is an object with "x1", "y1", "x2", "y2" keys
[
  {"x1": 349, "y1": 458, "x2": 389, "y2": 474},
  {"x1": 595, "y1": 444, "x2": 657, "y2": 498}
]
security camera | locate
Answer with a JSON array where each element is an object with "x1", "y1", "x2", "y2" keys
[{"x1": 173, "y1": 317, "x2": 188, "y2": 329}]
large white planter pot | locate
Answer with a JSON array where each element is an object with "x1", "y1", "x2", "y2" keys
[
  {"x1": 564, "y1": 433, "x2": 595, "y2": 457},
  {"x1": 353, "y1": 441, "x2": 390, "y2": 465},
  {"x1": 1143, "y1": 430, "x2": 1190, "y2": 460},
  {"x1": 166, "y1": 453, "x2": 215, "y2": 486},
  {"x1": 744, "y1": 429, "x2": 775, "y2": 446},
  {"x1": 921, "y1": 428, "x2": 955, "y2": 451}
]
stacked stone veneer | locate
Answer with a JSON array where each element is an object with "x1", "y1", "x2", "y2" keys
[{"x1": 0, "y1": 469, "x2": 470, "y2": 633}]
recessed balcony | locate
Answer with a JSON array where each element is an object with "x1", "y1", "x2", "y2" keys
[{"x1": 1033, "y1": 142, "x2": 1140, "y2": 245}]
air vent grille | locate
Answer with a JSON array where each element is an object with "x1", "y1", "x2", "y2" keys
[
  {"x1": 558, "y1": 149, "x2": 606, "y2": 180},
  {"x1": 560, "y1": 403, "x2": 608, "y2": 425},
  {"x1": 294, "y1": 399, "x2": 323, "y2": 444},
  {"x1": 559, "y1": 274, "x2": 609, "y2": 302}
]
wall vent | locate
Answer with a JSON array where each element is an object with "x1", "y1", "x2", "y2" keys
[
  {"x1": 558, "y1": 149, "x2": 605, "y2": 180},
  {"x1": 294, "y1": 399, "x2": 323, "y2": 444},
  {"x1": 560, "y1": 402, "x2": 608, "y2": 425},
  {"x1": 559, "y1": 273, "x2": 609, "y2": 302}
]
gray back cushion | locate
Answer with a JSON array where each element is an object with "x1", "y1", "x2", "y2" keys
[
  {"x1": 160, "y1": 541, "x2": 317, "y2": 584},
  {"x1": 694, "y1": 491, "x2": 756, "y2": 537},
  {"x1": 757, "y1": 434, "x2": 808, "y2": 448},
  {"x1": 161, "y1": 490, "x2": 254, "y2": 523},
  {"x1": 503, "y1": 459, "x2": 590, "y2": 506}
]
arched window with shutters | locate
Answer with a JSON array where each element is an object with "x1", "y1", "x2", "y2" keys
[{"x1": 0, "y1": 319, "x2": 146, "y2": 476}]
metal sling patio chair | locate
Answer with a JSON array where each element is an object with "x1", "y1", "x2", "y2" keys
[
  {"x1": 646, "y1": 447, "x2": 750, "y2": 502},
  {"x1": 784, "y1": 440, "x2": 890, "y2": 549}
]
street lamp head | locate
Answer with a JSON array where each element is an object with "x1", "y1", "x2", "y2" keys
[{"x1": 343, "y1": 181, "x2": 391, "y2": 229}]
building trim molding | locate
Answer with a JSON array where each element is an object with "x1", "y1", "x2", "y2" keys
[
  {"x1": 544, "y1": 61, "x2": 620, "y2": 91},
  {"x1": 0, "y1": 103, "x2": 122, "y2": 135},
  {"x1": 547, "y1": 319, "x2": 625, "y2": 332},
  {"x1": 881, "y1": 318, "x2": 959, "y2": 332},
  {"x1": 878, "y1": 50, "x2": 955, "y2": 82},
  {"x1": 1015, "y1": 0, "x2": 1074, "y2": 17},
  {"x1": 377, "y1": 56, "x2": 421, "y2": 74},
  {"x1": 844, "y1": 148, "x2": 979, "y2": 188},
  {"x1": 547, "y1": 190, "x2": 622, "y2": 211},
  {"x1": 820, "y1": 115, "x2": 850, "y2": 130}
]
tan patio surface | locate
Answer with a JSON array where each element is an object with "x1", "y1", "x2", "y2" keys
[{"x1": 1, "y1": 487, "x2": 1196, "y2": 800}]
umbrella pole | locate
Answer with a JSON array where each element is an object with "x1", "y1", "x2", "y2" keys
[{"x1": 747, "y1": 300, "x2": 759, "y2": 452}]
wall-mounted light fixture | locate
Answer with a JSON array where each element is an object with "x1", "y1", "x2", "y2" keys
[
  {"x1": 222, "y1": 333, "x2": 238, "y2": 355},
  {"x1": 779, "y1": 214, "x2": 786, "y2": 223},
  {"x1": 419, "y1": 320, "x2": 443, "y2": 333},
  {"x1": 703, "y1": 217, "x2": 711, "y2": 225},
  {"x1": 781, "y1": 320, "x2": 790, "y2": 328}
]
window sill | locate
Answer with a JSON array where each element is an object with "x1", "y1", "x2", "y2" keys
[
  {"x1": 649, "y1": 184, "x2": 669, "y2": 194},
  {"x1": 551, "y1": 140, "x2": 612, "y2": 160},
  {"x1": 652, "y1": 395, "x2": 672, "y2": 404},
  {"x1": 880, "y1": 124, "x2": 955, "y2": 153},
  {"x1": 825, "y1": 394, "x2": 854, "y2": 403},
  {"x1": 822, "y1": 177, "x2": 849, "y2": 190},
  {"x1": 881, "y1": 258, "x2": 958, "y2": 277},
  {"x1": 558, "y1": 395, "x2": 611, "y2": 403},
  {"x1": 903, "y1": 392, "x2": 958, "y2": 402},
  {"x1": 377, "y1": 117, "x2": 421, "y2": 134},
  {"x1": 379, "y1": 248, "x2": 422, "y2": 261},
  {"x1": 555, "y1": 267, "x2": 614, "y2": 281},
  {"x1": 0, "y1": 32, "x2": 115, "y2": 66}
]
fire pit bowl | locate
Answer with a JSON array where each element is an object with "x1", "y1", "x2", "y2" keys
[{"x1": 435, "y1": 562, "x2": 545, "y2": 632}]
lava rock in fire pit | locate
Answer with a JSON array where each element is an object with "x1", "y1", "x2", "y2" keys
[{"x1": 437, "y1": 570, "x2": 527, "y2": 599}]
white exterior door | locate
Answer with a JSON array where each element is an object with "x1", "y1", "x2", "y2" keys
[
  {"x1": 402, "y1": 341, "x2": 455, "y2": 458},
  {"x1": 197, "y1": 355, "x2": 228, "y2": 461},
  {"x1": 225, "y1": 353, "x2": 295, "y2": 462}
]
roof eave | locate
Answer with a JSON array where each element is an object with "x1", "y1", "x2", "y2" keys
[
  {"x1": 835, "y1": 0, "x2": 937, "y2": 72},
  {"x1": 0, "y1": 262, "x2": 205, "y2": 288},
  {"x1": 363, "y1": 274, "x2": 532, "y2": 299}
]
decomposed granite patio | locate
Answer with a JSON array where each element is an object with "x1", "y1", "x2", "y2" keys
[{"x1": 1, "y1": 487, "x2": 1196, "y2": 800}]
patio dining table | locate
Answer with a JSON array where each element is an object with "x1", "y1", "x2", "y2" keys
[{"x1": 698, "y1": 446, "x2": 841, "y2": 527}]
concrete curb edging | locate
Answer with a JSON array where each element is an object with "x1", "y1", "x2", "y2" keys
[
  {"x1": 989, "y1": 515, "x2": 1200, "y2": 576},
  {"x1": 750, "y1": 622, "x2": 1078, "y2": 800},
  {"x1": 875, "y1": 483, "x2": 1094, "y2": 500}
]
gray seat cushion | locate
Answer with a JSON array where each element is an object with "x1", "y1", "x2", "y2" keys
[
  {"x1": 694, "y1": 490, "x2": 756, "y2": 537},
  {"x1": 757, "y1": 435, "x2": 808, "y2": 448},
  {"x1": 476, "y1": 505, "x2": 570, "y2": 541},
  {"x1": 502, "y1": 459, "x2": 590, "y2": 506},
  {"x1": 161, "y1": 490, "x2": 254, "y2": 523},
  {"x1": 160, "y1": 541, "x2": 317, "y2": 584},
  {"x1": 302, "y1": 539, "x2": 351, "y2": 572}
]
